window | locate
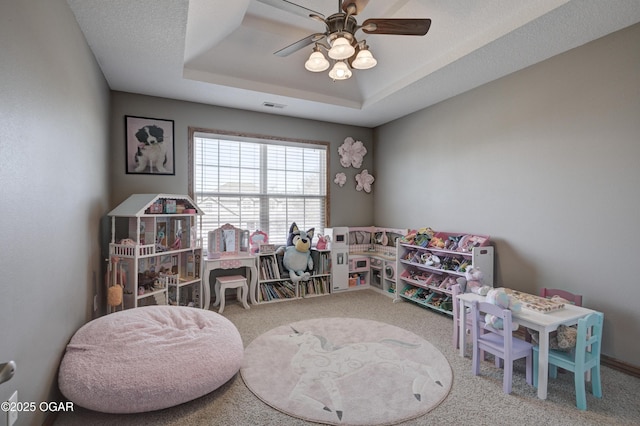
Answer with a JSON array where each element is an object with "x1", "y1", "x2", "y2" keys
[{"x1": 189, "y1": 128, "x2": 329, "y2": 246}]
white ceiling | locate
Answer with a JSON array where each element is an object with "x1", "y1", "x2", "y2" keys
[{"x1": 67, "y1": 0, "x2": 640, "y2": 128}]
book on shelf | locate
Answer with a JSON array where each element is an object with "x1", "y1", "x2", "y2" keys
[
  {"x1": 259, "y1": 255, "x2": 280, "y2": 280},
  {"x1": 266, "y1": 256, "x2": 276, "y2": 279},
  {"x1": 312, "y1": 251, "x2": 331, "y2": 274},
  {"x1": 301, "y1": 276, "x2": 329, "y2": 297}
]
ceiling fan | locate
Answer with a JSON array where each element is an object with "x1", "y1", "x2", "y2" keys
[{"x1": 257, "y1": 0, "x2": 432, "y2": 80}]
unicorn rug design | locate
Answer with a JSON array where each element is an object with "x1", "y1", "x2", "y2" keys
[{"x1": 241, "y1": 318, "x2": 453, "y2": 425}]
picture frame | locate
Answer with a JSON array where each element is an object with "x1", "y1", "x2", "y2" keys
[{"x1": 125, "y1": 115, "x2": 175, "y2": 175}]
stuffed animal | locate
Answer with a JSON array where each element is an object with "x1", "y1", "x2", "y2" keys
[
  {"x1": 439, "y1": 276, "x2": 457, "y2": 290},
  {"x1": 276, "y1": 222, "x2": 314, "y2": 283},
  {"x1": 528, "y1": 295, "x2": 577, "y2": 350},
  {"x1": 421, "y1": 253, "x2": 440, "y2": 267},
  {"x1": 401, "y1": 230, "x2": 417, "y2": 244},
  {"x1": 464, "y1": 267, "x2": 491, "y2": 295},
  {"x1": 414, "y1": 227, "x2": 435, "y2": 247},
  {"x1": 529, "y1": 325, "x2": 577, "y2": 351},
  {"x1": 417, "y1": 227, "x2": 435, "y2": 238},
  {"x1": 316, "y1": 234, "x2": 330, "y2": 250},
  {"x1": 484, "y1": 287, "x2": 522, "y2": 331},
  {"x1": 429, "y1": 236, "x2": 446, "y2": 249}
]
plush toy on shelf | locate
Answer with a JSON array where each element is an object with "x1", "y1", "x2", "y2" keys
[
  {"x1": 315, "y1": 234, "x2": 330, "y2": 250},
  {"x1": 439, "y1": 276, "x2": 458, "y2": 290},
  {"x1": 276, "y1": 222, "x2": 315, "y2": 283},
  {"x1": 406, "y1": 227, "x2": 434, "y2": 247},
  {"x1": 484, "y1": 287, "x2": 522, "y2": 331},
  {"x1": 429, "y1": 236, "x2": 446, "y2": 249},
  {"x1": 463, "y1": 266, "x2": 491, "y2": 295},
  {"x1": 420, "y1": 253, "x2": 440, "y2": 267}
]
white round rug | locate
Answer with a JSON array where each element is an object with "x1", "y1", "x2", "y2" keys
[{"x1": 241, "y1": 317, "x2": 452, "y2": 425}]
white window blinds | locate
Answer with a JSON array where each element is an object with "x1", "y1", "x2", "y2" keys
[{"x1": 191, "y1": 131, "x2": 328, "y2": 245}]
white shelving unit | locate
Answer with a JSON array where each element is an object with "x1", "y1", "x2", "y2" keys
[
  {"x1": 107, "y1": 194, "x2": 203, "y2": 310},
  {"x1": 301, "y1": 249, "x2": 331, "y2": 298},
  {"x1": 255, "y1": 249, "x2": 331, "y2": 303},
  {"x1": 395, "y1": 231, "x2": 494, "y2": 316}
]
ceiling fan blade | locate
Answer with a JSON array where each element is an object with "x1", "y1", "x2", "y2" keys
[
  {"x1": 342, "y1": 0, "x2": 370, "y2": 15},
  {"x1": 361, "y1": 18, "x2": 431, "y2": 36},
  {"x1": 274, "y1": 33, "x2": 326, "y2": 57},
  {"x1": 256, "y1": 0, "x2": 324, "y2": 19}
]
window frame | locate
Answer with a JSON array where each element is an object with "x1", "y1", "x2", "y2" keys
[{"x1": 188, "y1": 127, "x2": 331, "y2": 244}]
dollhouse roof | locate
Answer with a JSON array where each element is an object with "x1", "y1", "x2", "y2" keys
[{"x1": 108, "y1": 193, "x2": 203, "y2": 217}]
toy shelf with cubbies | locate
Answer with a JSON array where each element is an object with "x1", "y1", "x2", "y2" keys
[
  {"x1": 395, "y1": 230, "x2": 494, "y2": 316},
  {"x1": 107, "y1": 194, "x2": 203, "y2": 310},
  {"x1": 400, "y1": 285, "x2": 455, "y2": 315}
]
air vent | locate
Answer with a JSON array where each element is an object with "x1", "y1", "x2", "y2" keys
[{"x1": 262, "y1": 102, "x2": 287, "y2": 109}]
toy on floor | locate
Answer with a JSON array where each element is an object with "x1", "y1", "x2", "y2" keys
[
  {"x1": 484, "y1": 287, "x2": 522, "y2": 331},
  {"x1": 276, "y1": 222, "x2": 314, "y2": 283},
  {"x1": 529, "y1": 324, "x2": 577, "y2": 350}
]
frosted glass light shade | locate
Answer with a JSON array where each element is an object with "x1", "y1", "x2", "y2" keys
[
  {"x1": 305, "y1": 51, "x2": 330, "y2": 72},
  {"x1": 328, "y1": 61, "x2": 352, "y2": 80},
  {"x1": 352, "y1": 48, "x2": 377, "y2": 70},
  {"x1": 328, "y1": 37, "x2": 355, "y2": 60}
]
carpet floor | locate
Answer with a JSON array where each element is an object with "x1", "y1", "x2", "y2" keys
[{"x1": 54, "y1": 290, "x2": 640, "y2": 426}]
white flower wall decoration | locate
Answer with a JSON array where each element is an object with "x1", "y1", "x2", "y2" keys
[
  {"x1": 338, "y1": 137, "x2": 367, "y2": 168},
  {"x1": 334, "y1": 172, "x2": 346, "y2": 187},
  {"x1": 355, "y1": 169, "x2": 375, "y2": 193}
]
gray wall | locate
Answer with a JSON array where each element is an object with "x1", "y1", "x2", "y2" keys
[
  {"x1": 109, "y1": 92, "x2": 375, "y2": 228},
  {"x1": 373, "y1": 23, "x2": 640, "y2": 365},
  {"x1": 0, "y1": 0, "x2": 110, "y2": 424},
  {"x1": 1, "y1": 5, "x2": 637, "y2": 424}
]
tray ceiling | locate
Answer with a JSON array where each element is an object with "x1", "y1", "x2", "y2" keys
[{"x1": 67, "y1": 0, "x2": 640, "y2": 127}]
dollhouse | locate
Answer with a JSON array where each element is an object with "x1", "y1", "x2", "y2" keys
[{"x1": 107, "y1": 194, "x2": 203, "y2": 310}]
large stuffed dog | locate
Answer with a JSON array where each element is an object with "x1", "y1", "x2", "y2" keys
[{"x1": 276, "y1": 222, "x2": 314, "y2": 283}]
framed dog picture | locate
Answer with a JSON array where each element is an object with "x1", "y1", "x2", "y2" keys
[{"x1": 125, "y1": 115, "x2": 175, "y2": 175}]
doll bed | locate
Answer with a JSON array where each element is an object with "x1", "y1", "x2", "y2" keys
[{"x1": 58, "y1": 305, "x2": 243, "y2": 413}]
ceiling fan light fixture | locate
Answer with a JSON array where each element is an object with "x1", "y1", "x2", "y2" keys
[
  {"x1": 328, "y1": 36, "x2": 355, "y2": 60},
  {"x1": 352, "y1": 46, "x2": 377, "y2": 70},
  {"x1": 305, "y1": 49, "x2": 330, "y2": 72},
  {"x1": 271, "y1": 1, "x2": 431, "y2": 82},
  {"x1": 328, "y1": 61, "x2": 352, "y2": 81}
]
